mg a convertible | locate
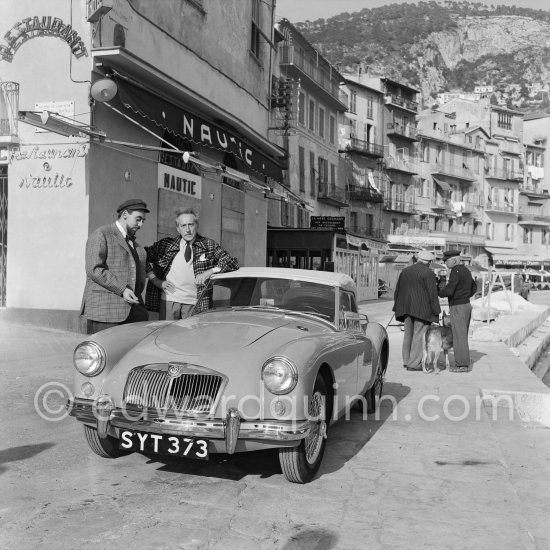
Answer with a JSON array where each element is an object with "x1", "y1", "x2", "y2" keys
[{"x1": 69, "y1": 268, "x2": 389, "y2": 483}]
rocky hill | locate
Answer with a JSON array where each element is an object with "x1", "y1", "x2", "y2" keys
[{"x1": 294, "y1": 1, "x2": 550, "y2": 109}]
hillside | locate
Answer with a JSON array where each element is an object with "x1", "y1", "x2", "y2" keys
[{"x1": 294, "y1": 1, "x2": 550, "y2": 109}]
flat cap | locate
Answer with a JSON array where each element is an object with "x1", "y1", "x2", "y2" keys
[
  {"x1": 443, "y1": 249, "x2": 461, "y2": 260},
  {"x1": 117, "y1": 198, "x2": 150, "y2": 213},
  {"x1": 417, "y1": 250, "x2": 435, "y2": 262}
]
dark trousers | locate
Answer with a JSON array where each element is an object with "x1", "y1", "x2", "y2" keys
[
  {"x1": 450, "y1": 303, "x2": 472, "y2": 367},
  {"x1": 86, "y1": 303, "x2": 149, "y2": 334},
  {"x1": 402, "y1": 315, "x2": 430, "y2": 369}
]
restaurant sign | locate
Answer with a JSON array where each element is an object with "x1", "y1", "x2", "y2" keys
[
  {"x1": 0, "y1": 17, "x2": 88, "y2": 62},
  {"x1": 158, "y1": 164, "x2": 202, "y2": 199},
  {"x1": 310, "y1": 216, "x2": 345, "y2": 230}
]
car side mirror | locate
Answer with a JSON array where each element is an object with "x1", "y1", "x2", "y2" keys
[{"x1": 359, "y1": 313, "x2": 369, "y2": 326}]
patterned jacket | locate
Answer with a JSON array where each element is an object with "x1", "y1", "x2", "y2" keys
[
  {"x1": 145, "y1": 233, "x2": 239, "y2": 313},
  {"x1": 80, "y1": 223, "x2": 147, "y2": 323}
]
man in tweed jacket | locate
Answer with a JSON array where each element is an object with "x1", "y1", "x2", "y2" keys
[
  {"x1": 146, "y1": 208, "x2": 239, "y2": 319},
  {"x1": 80, "y1": 199, "x2": 150, "y2": 334}
]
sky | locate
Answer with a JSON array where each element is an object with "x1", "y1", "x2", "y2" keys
[{"x1": 275, "y1": 0, "x2": 549, "y2": 24}]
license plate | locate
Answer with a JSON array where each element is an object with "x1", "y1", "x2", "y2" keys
[{"x1": 119, "y1": 430, "x2": 209, "y2": 460}]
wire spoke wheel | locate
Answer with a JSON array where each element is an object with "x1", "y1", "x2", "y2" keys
[
  {"x1": 279, "y1": 374, "x2": 328, "y2": 483},
  {"x1": 304, "y1": 391, "x2": 326, "y2": 464}
]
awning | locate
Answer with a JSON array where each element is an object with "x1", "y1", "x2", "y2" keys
[
  {"x1": 484, "y1": 247, "x2": 543, "y2": 266},
  {"x1": 432, "y1": 176, "x2": 452, "y2": 192},
  {"x1": 112, "y1": 77, "x2": 285, "y2": 184}
]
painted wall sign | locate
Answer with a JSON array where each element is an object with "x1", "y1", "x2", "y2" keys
[
  {"x1": 11, "y1": 144, "x2": 89, "y2": 162},
  {"x1": 19, "y1": 173, "x2": 74, "y2": 189},
  {"x1": 0, "y1": 17, "x2": 88, "y2": 62},
  {"x1": 158, "y1": 164, "x2": 202, "y2": 199}
]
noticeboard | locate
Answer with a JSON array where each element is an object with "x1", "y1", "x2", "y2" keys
[{"x1": 310, "y1": 216, "x2": 345, "y2": 230}]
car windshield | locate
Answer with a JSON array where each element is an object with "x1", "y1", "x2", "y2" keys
[{"x1": 194, "y1": 277, "x2": 336, "y2": 322}]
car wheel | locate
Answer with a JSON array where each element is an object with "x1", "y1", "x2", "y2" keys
[
  {"x1": 366, "y1": 344, "x2": 388, "y2": 414},
  {"x1": 83, "y1": 425, "x2": 130, "y2": 458},
  {"x1": 279, "y1": 374, "x2": 327, "y2": 484}
]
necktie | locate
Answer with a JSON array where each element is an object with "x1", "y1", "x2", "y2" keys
[
  {"x1": 184, "y1": 242, "x2": 192, "y2": 262},
  {"x1": 124, "y1": 234, "x2": 143, "y2": 296}
]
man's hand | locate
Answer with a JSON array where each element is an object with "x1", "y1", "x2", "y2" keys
[
  {"x1": 160, "y1": 279, "x2": 175, "y2": 293},
  {"x1": 123, "y1": 288, "x2": 140, "y2": 304},
  {"x1": 195, "y1": 269, "x2": 213, "y2": 285}
]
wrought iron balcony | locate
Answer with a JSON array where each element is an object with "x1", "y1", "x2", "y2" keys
[
  {"x1": 431, "y1": 197, "x2": 451, "y2": 212},
  {"x1": 0, "y1": 81, "x2": 19, "y2": 144},
  {"x1": 318, "y1": 181, "x2": 349, "y2": 208},
  {"x1": 432, "y1": 162, "x2": 477, "y2": 182},
  {"x1": 383, "y1": 198, "x2": 415, "y2": 212},
  {"x1": 384, "y1": 93, "x2": 418, "y2": 113},
  {"x1": 519, "y1": 182, "x2": 548, "y2": 196},
  {"x1": 348, "y1": 226, "x2": 386, "y2": 240},
  {"x1": 485, "y1": 201, "x2": 517, "y2": 214},
  {"x1": 385, "y1": 155, "x2": 419, "y2": 174},
  {"x1": 347, "y1": 184, "x2": 383, "y2": 203},
  {"x1": 386, "y1": 122, "x2": 418, "y2": 140},
  {"x1": 279, "y1": 45, "x2": 345, "y2": 108},
  {"x1": 342, "y1": 137, "x2": 384, "y2": 158},
  {"x1": 518, "y1": 212, "x2": 550, "y2": 224},
  {"x1": 486, "y1": 167, "x2": 523, "y2": 181}
]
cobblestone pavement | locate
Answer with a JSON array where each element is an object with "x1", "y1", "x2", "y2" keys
[{"x1": 1, "y1": 302, "x2": 550, "y2": 550}]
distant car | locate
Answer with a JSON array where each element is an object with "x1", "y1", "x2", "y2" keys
[{"x1": 68, "y1": 268, "x2": 389, "y2": 483}]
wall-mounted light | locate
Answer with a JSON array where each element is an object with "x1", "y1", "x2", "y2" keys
[
  {"x1": 124, "y1": 171, "x2": 131, "y2": 181},
  {"x1": 209, "y1": 193, "x2": 214, "y2": 201},
  {"x1": 90, "y1": 78, "x2": 118, "y2": 103}
]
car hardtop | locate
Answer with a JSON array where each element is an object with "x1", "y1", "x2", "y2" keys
[{"x1": 213, "y1": 267, "x2": 357, "y2": 294}]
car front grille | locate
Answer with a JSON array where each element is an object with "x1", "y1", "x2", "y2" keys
[{"x1": 123, "y1": 365, "x2": 224, "y2": 415}]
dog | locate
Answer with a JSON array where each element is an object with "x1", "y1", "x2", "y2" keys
[{"x1": 422, "y1": 311, "x2": 453, "y2": 374}]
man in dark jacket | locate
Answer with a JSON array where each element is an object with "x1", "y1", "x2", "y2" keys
[
  {"x1": 438, "y1": 250, "x2": 477, "y2": 372},
  {"x1": 393, "y1": 250, "x2": 441, "y2": 371}
]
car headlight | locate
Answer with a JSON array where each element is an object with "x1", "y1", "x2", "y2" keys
[
  {"x1": 73, "y1": 341, "x2": 106, "y2": 377},
  {"x1": 262, "y1": 356, "x2": 298, "y2": 395}
]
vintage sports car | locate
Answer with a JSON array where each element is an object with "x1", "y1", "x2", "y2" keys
[{"x1": 68, "y1": 267, "x2": 389, "y2": 483}]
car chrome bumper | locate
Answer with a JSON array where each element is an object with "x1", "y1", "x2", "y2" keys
[{"x1": 67, "y1": 398, "x2": 310, "y2": 451}]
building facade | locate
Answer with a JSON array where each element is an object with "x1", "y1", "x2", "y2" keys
[{"x1": 1, "y1": 0, "x2": 285, "y2": 330}]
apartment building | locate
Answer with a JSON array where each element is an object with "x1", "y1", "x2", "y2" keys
[
  {"x1": 271, "y1": 18, "x2": 348, "y2": 226},
  {"x1": 518, "y1": 113, "x2": 550, "y2": 265}
]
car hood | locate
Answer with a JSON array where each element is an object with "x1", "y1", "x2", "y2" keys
[{"x1": 153, "y1": 309, "x2": 326, "y2": 356}]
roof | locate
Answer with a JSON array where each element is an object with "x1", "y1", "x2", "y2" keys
[{"x1": 213, "y1": 267, "x2": 356, "y2": 293}]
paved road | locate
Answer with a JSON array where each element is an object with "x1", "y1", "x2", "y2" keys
[{"x1": 1, "y1": 299, "x2": 550, "y2": 549}]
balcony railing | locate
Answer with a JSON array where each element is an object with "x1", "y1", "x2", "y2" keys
[
  {"x1": 347, "y1": 184, "x2": 383, "y2": 203},
  {"x1": 385, "y1": 155, "x2": 419, "y2": 174},
  {"x1": 518, "y1": 212, "x2": 550, "y2": 224},
  {"x1": 386, "y1": 122, "x2": 418, "y2": 140},
  {"x1": 318, "y1": 182, "x2": 349, "y2": 207},
  {"x1": 384, "y1": 94, "x2": 418, "y2": 113},
  {"x1": 383, "y1": 198, "x2": 416, "y2": 212},
  {"x1": 348, "y1": 227, "x2": 386, "y2": 240},
  {"x1": 432, "y1": 162, "x2": 477, "y2": 181},
  {"x1": 279, "y1": 45, "x2": 343, "y2": 105},
  {"x1": 431, "y1": 197, "x2": 451, "y2": 211},
  {"x1": 343, "y1": 137, "x2": 384, "y2": 158},
  {"x1": 485, "y1": 202, "x2": 517, "y2": 213},
  {"x1": 0, "y1": 81, "x2": 19, "y2": 142},
  {"x1": 519, "y1": 182, "x2": 548, "y2": 195},
  {"x1": 486, "y1": 167, "x2": 523, "y2": 181}
]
